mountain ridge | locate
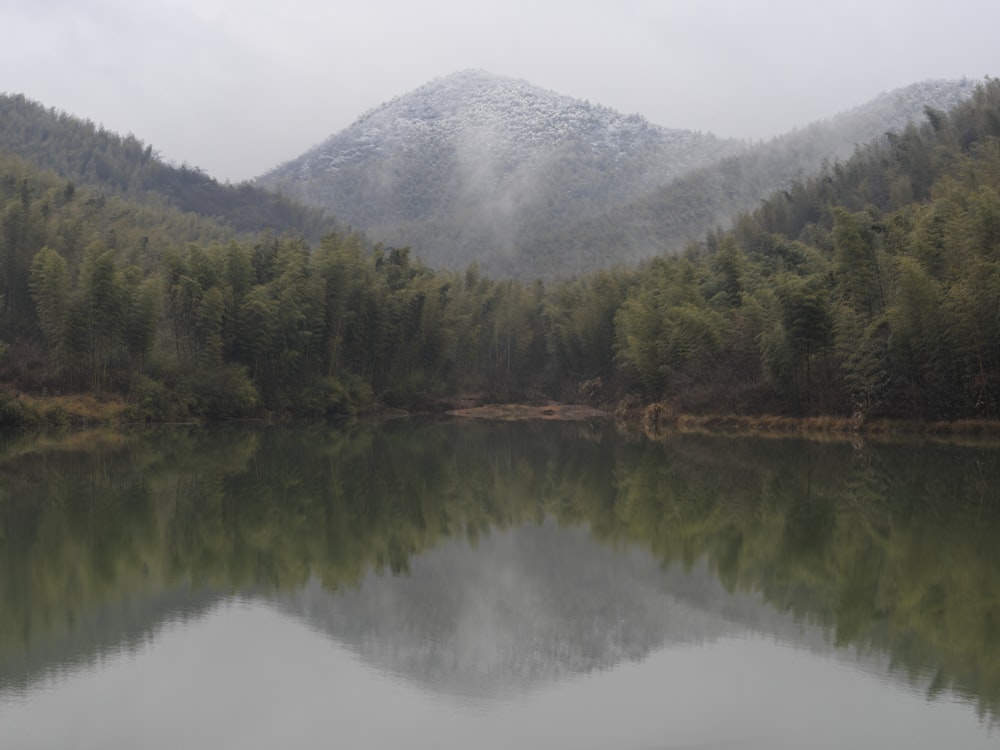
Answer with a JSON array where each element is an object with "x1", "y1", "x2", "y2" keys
[
  {"x1": 537, "y1": 77, "x2": 982, "y2": 274},
  {"x1": 0, "y1": 72, "x2": 984, "y2": 283},
  {"x1": 0, "y1": 92, "x2": 340, "y2": 241},
  {"x1": 274, "y1": 69, "x2": 727, "y2": 180},
  {"x1": 256, "y1": 69, "x2": 744, "y2": 268},
  {"x1": 256, "y1": 72, "x2": 979, "y2": 278}
]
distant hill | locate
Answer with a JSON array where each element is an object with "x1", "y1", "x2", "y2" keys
[
  {"x1": 541, "y1": 78, "x2": 981, "y2": 275},
  {"x1": 255, "y1": 69, "x2": 743, "y2": 270},
  {"x1": 258, "y1": 74, "x2": 979, "y2": 279},
  {"x1": 0, "y1": 93, "x2": 339, "y2": 241}
]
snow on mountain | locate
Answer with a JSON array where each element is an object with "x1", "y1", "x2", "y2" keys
[
  {"x1": 826, "y1": 77, "x2": 978, "y2": 136},
  {"x1": 257, "y1": 72, "x2": 981, "y2": 279},
  {"x1": 293, "y1": 69, "x2": 716, "y2": 176},
  {"x1": 256, "y1": 70, "x2": 742, "y2": 267}
]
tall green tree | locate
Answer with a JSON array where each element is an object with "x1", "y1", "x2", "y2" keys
[
  {"x1": 78, "y1": 244, "x2": 124, "y2": 389},
  {"x1": 28, "y1": 246, "x2": 69, "y2": 355}
]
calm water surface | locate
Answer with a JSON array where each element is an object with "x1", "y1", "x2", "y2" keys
[{"x1": 0, "y1": 420, "x2": 998, "y2": 749}]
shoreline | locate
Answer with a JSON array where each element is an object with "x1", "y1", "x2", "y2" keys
[{"x1": 6, "y1": 389, "x2": 1000, "y2": 442}]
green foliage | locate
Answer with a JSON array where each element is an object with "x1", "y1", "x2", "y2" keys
[
  {"x1": 28, "y1": 246, "x2": 69, "y2": 351},
  {"x1": 297, "y1": 374, "x2": 372, "y2": 416},
  {"x1": 4, "y1": 80, "x2": 1000, "y2": 421},
  {"x1": 42, "y1": 404, "x2": 69, "y2": 427},
  {"x1": 832, "y1": 208, "x2": 885, "y2": 318},
  {"x1": 771, "y1": 273, "x2": 833, "y2": 400},
  {"x1": 121, "y1": 268, "x2": 159, "y2": 371},
  {"x1": 0, "y1": 392, "x2": 39, "y2": 430},
  {"x1": 609, "y1": 78, "x2": 1000, "y2": 417},
  {"x1": 0, "y1": 93, "x2": 340, "y2": 241},
  {"x1": 542, "y1": 269, "x2": 634, "y2": 394},
  {"x1": 187, "y1": 364, "x2": 260, "y2": 420},
  {"x1": 614, "y1": 257, "x2": 705, "y2": 395},
  {"x1": 78, "y1": 244, "x2": 124, "y2": 388},
  {"x1": 126, "y1": 373, "x2": 180, "y2": 423}
]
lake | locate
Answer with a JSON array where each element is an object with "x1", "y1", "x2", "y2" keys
[{"x1": 0, "y1": 419, "x2": 998, "y2": 749}]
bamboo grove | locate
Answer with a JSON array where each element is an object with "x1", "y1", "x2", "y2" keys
[{"x1": 1, "y1": 79, "x2": 1000, "y2": 423}]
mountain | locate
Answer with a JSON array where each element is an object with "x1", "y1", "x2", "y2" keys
[
  {"x1": 0, "y1": 93, "x2": 340, "y2": 241},
  {"x1": 255, "y1": 70, "x2": 743, "y2": 271},
  {"x1": 258, "y1": 74, "x2": 979, "y2": 279},
  {"x1": 545, "y1": 77, "x2": 982, "y2": 272}
]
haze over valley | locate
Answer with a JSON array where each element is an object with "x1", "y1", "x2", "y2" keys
[
  {"x1": 257, "y1": 72, "x2": 978, "y2": 277},
  {"x1": 1, "y1": 72, "x2": 981, "y2": 278}
]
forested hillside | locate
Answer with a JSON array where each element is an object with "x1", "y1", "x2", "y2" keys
[
  {"x1": 613, "y1": 78, "x2": 1000, "y2": 420},
  {"x1": 0, "y1": 94, "x2": 339, "y2": 240},
  {"x1": 507, "y1": 79, "x2": 980, "y2": 277},
  {"x1": 1, "y1": 79, "x2": 1000, "y2": 426}
]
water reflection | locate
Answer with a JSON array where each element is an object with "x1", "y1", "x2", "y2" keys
[
  {"x1": 279, "y1": 525, "x2": 750, "y2": 701},
  {"x1": 1, "y1": 420, "x2": 998, "y2": 745}
]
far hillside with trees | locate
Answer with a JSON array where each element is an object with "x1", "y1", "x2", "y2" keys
[
  {"x1": 1, "y1": 79, "x2": 999, "y2": 427},
  {"x1": 0, "y1": 93, "x2": 340, "y2": 241}
]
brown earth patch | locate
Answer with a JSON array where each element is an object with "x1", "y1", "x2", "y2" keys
[{"x1": 447, "y1": 402, "x2": 612, "y2": 421}]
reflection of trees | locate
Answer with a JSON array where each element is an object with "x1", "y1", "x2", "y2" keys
[
  {"x1": 1, "y1": 423, "x2": 998, "y2": 716},
  {"x1": 0, "y1": 421, "x2": 615, "y2": 664},
  {"x1": 609, "y1": 435, "x2": 1000, "y2": 719}
]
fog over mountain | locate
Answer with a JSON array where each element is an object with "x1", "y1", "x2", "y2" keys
[
  {"x1": 257, "y1": 70, "x2": 741, "y2": 270},
  {"x1": 543, "y1": 77, "x2": 981, "y2": 275},
  {"x1": 0, "y1": 69, "x2": 980, "y2": 280},
  {"x1": 257, "y1": 72, "x2": 978, "y2": 279}
]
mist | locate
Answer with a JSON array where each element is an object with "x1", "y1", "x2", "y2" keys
[{"x1": 2, "y1": 0, "x2": 997, "y2": 182}]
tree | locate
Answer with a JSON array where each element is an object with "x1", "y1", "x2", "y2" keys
[
  {"x1": 29, "y1": 246, "x2": 69, "y2": 354},
  {"x1": 78, "y1": 244, "x2": 124, "y2": 389},
  {"x1": 121, "y1": 266, "x2": 159, "y2": 373},
  {"x1": 763, "y1": 273, "x2": 834, "y2": 411},
  {"x1": 886, "y1": 256, "x2": 953, "y2": 416},
  {"x1": 832, "y1": 208, "x2": 884, "y2": 319}
]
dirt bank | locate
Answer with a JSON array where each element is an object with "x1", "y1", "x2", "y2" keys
[{"x1": 446, "y1": 402, "x2": 612, "y2": 421}]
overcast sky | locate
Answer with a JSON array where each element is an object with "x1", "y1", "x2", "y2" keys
[{"x1": 2, "y1": 0, "x2": 997, "y2": 182}]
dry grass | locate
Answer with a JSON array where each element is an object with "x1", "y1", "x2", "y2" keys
[
  {"x1": 635, "y1": 402, "x2": 1000, "y2": 443},
  {"x1": 16, "y1": 391, "x2": 130, "y2": 426},
  {"x1": 447, "y1": 402, "x2": 612, "y2": 421},
  {"x1": 5, "y1": 428, "x2": 130, "y2": 458}
]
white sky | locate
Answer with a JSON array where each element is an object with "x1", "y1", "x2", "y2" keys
[{"x1": 1, "y1": 0, "x2": 997, "y2": 183}]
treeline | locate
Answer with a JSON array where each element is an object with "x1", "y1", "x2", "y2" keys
[
  {"x1": 0, "y1": 93, "x2": 339, "y2": 240},
  {"x1": 2, "y1": 79, "x2": 1000, "y2": 422},
  {"x1": 614, "y1": 78, "x2": 1000, "y2": 419},
  {"x1": 0, "y1": 152, "x2": 623, "y2": 419}
]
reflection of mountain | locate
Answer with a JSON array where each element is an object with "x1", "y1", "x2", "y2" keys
[
  {"x1": 0, "y1": 511, "x2": 939, "y2": 712},
  {"x1": 273, "y1": 519, "x2": 899, "y2": 703},
  {"x1": 1, "y1": 423, "x2": 998, "y2": 718},
  {"x1": 0, "y1": 585, "x2": 221, "y2": 695},
  {"x1": 0, "y1": 517, "x2": 817, "y2": 704},
  {"x1": 279, "y1": 521, "x2": 741, "y2": 699}
]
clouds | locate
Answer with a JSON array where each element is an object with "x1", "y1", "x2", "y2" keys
[{"x1": 2, "y1": 0, "x2": 997, "y2": 182}]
